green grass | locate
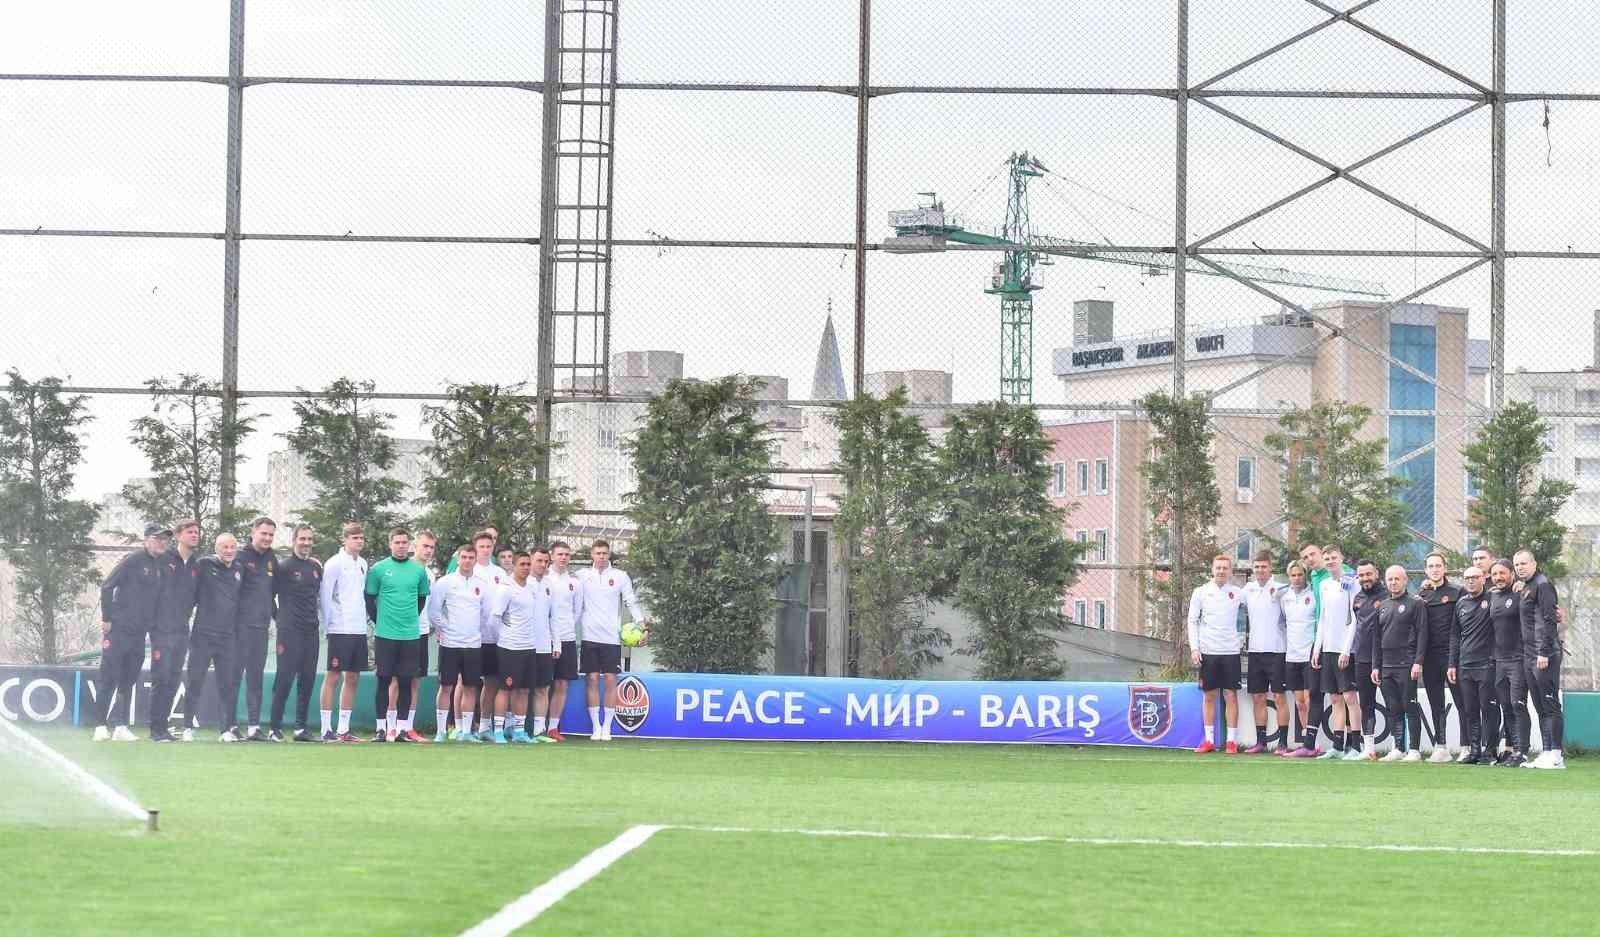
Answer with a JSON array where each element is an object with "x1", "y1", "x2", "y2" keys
[{"x1": 3, "y1": 734, "x2": 1598, "y2": 936}]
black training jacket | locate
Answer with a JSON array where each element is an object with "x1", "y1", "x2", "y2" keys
[
  {"x1": 1371, "y1": 591, "x2": 1426, "y2": 669},
  {"x1": 1450, "y1": 588, "x2": 1494, "y2": 669},
  {"x1": 100, "y1": 551, "x2": 163, "y2": 631},
  {"x1": 275, "y1": 554, "x2": 323, "y2": 634},
  {"x1": 1518, "y1": 572, "x2": 1561, "y2": 659},
  {"x1": 153, "y1": 547, "x2": 200, "y2": 634},
  {"x1": 1488, "y1": 586, "x2": 1522, "y2": 662},
  {"x1": 1417, "y1": 579, "x2": 1463, "y2": 652},
  {"x1": 194, "y1": 555, "x2": 242, "y2": 637}
]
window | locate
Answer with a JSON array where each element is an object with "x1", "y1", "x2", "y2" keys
[
  {"x1": 1580, "y1": 425, "x2": 1600, "y2": 445},
  {"x1": 1094, "y1": 600, "x2": 1108, "y2": 630},
  {"x1": 1577, "y1": 458, "x2": 1600, "y2": 482},
  {"x1": 1051, "y1": 462, "x2": 1066, "y2": 497},
  {"x1": 1076, "y1": 460, "x2": 1090, "y2": 494},
  {"x1": 1579, "y1": 390, "x2": 1600, "y2": 410},
  {"x1": 1533, "y1": 388, "x2": 1561, "y2": 411},
  {"x1": 1236, "y1": 457, "x2": 1255, "y2": 490},
  {"x1": 1545, "y1": 455, "x2": 1565, "y2": 479},
  {"x1": 1577, "y1": 492, "x2": 1600, "y2": 510},
  {"x1": 1390, "y1": 324, "x2": 1437, "y2": 539},
  {"x1": 1074, "y1": 529, "x2": 1088, "y2": 547},
  {"x1": 1465, "y1": 469, "x2": 1481, "y2": 499},
  {"x1": 596, "y1": 472, "x2": 617, "y2": 497},
  {"x1": 598, "y1": 429, "x2": 618, "y2": 449},
  {"x1": 1151, "y1": 527, "x2": 1172, "y2": 562},
  {"x1": 1094, "y1": 458, "x2": 1109, "y2": 494},
  {"x1": 1073, "y1": 599, "x2": 1088, "y2": 626},
  {"x1": 1093, "y1": 529, "x2": 1108, "y2": 562},
  {"x1": 1235, "y1": 529, "x2": 1253, "y2": 564}
]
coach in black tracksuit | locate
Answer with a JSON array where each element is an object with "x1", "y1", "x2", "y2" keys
[
  {"x1": 96, "y1": 524, "x2": 168, "y2": 731},
  {"x1": 1417, "y1": 567, "x2": 1464, "y2": 753},
  {"x1": 232, "y1": 520, "x2": 280, "y2": 738},
  {"x1": 1449, "y1": 568, "x2": 1496, "y2": 763},
  {"x1": 148, "y1": 524, "x2": 200, "y2": 740},
  {"x1": 1518, "y1": 557, "x2": 1565, "y2": 757},
  {"x1": 1487, "y1": 563, "x2": 1528, "y2": 763},
  {"x1": 1370, "y1": 568, "x2": 1425, "y2": 754},
  {"x1": 270, "y1": 530, "x2": 323, "y2": 739},
  {"x1": 186, "y1": 537, "x2": 242, "y2": 733}
]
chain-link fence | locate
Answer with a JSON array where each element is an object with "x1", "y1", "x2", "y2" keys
[{"x1": 4, "y1": 1, "x2": 1600, "y2": 683}]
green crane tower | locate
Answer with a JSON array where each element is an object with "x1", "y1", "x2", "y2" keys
[{"x1": 885, "y1": 152, "x2": 1388, "y2": 403}]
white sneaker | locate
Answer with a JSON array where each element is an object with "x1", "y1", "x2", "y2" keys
[
  {"x1": 1380, "y1": 748, "x2": 1405, "y2": 763},
  {"x1": 1341, "y1": 749, "x2": 1365, "y2": 761},
  {"x1": 219, "y1": 729, "x2": 239, "y2": 743},
  {"x1": 1456, "y1": 748, "x2": 1473, "y2": 763},
  {"x1": 92, "y1": 725, "x2": 111, "y2": 742},
  {"x1": 1401, "y1": 749, "x2": 1423, "y2": 763},
  {"x1": 1428, "y1": 747, "x2": 1452, "y2": 764},
  {"x1": 111, "y1": 726, "x2": 139, "y2": 742},
  {"x1": 1522, "y1": 751, "x2": 1549, "y2": 769},
  {"x1": 180, "y1": 727, "x2": 194, "y2": 742},
  {"x1": 1533, "y1": 751, "x2": 1566, "y2": 770}
]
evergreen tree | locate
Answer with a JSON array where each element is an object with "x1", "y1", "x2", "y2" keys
[
  {"x1": 119, "y1": 373, "x2": 259, "y2": 539},
  {"x1": 417, "y1": 382, "x2": 579, "y2": 555},
  {"x1": 0, "y1": 372, "x2": 102, "y2": 664},
  {"x1": 831, "y1": 387, "x2": 948, "y2": 679},
  {"x1": 283, "y1": 378, "x2": 407, "y2": 559},
  {"x1": 1139, "y1": 391, "x2": 1221, "y2": 658},
  {"x1": 936, "y1": 401, "x2": 1080, "y2": 680},
  {"x1": 1463, "y1": 400, "x2": 1574, "y2": 575},
  {"x1": 626, "y1": 377, "x2": 780, "y2": 674},
  {"x1": 1264, "y1": 400, "x2": 1410, "y2": 565}
]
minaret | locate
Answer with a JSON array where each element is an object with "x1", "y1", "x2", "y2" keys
[{"x1": 810, "y1": 299, "x2": 849, "y2": 401}]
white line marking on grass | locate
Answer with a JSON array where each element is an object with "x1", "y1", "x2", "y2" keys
[
  {"x1": 670, "y1": 825, "x2": 1598, "y2": 858},
  {"x1": 459, "y1": 825, "x2": 664, "y2": 937}
]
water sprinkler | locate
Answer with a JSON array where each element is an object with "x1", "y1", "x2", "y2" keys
[{"x1": 146, "y1": 809, "x2": 159, "y2": 833}]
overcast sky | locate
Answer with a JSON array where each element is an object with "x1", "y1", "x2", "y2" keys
[{"x1": 2, "y1": 1, "x2": 1598, "y2": 501}]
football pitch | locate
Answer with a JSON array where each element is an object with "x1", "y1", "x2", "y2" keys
[{"x1": 3, "y1": 734, "x2": 1597, "y2": 937}]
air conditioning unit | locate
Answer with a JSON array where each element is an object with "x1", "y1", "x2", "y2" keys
[{"x1": 1236, "y1": 487, "x2": 1254, "y2": 504}]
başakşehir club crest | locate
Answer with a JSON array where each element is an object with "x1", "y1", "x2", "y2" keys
[
  {"x1": 612, "y1": 674, "x2": 650, "y2": 733},
  {"x1": 1127, "y1": 685, "x2": 1174, "y2": 743}
]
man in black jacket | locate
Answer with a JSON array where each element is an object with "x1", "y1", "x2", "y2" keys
[
  {"x1": 184, "y1": 533, "x2": 243, "y2": 742},
  {"x1": 1416, "y1": 553, "x2": 1465, "y2": 762},
  {"x1": 1370, "y1": 565, "x2": 1425, "y2": 762},
  {"x1": 94, "y1": 523, "x2": 168, "y2": 741},
  {"x1": 148, "y1": 519, "x2": 201, "y2": 742},
  {"x1": 1349, "y1": 560, "x2": 1384, "y2": 758},
  {"x1": 1487, "y1": 560, "x2": 1528, "y2": 766},
  {"x1": 1514, "y1": 550, "x2": 1565, "y2": 769},
  {"x1": 1449, "y1": 565, "x2": 1496, "y2": 764},
  {"x1": 270, "y1": 524, "x2": 323, "y2": 741},
  {"x1": 231, "y1": 517, "x2": 280, "y2": 741}
]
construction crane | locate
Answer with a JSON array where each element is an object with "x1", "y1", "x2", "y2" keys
[{"x1": 885, "y1": 152, "x2": 1389, "y2": 403}]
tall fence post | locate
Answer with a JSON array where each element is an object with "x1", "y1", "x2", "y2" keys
[{"x1": 219, "y1": 0, "x2": 246, "y2": 520}]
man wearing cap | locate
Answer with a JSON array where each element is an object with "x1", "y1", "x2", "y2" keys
[
  {"x1": 93, "y1": 523, "x2": 168, "y2": 741},
  {"x1": 148, "y1": 520, "x2": 201, "y2": 742}
]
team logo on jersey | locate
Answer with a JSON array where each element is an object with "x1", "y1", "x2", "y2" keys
[
  {"x1": 1398, "y1": 604, "x2": 1405, "y2": 612},
  {"x1": 473, "y1": 587, "x2": 480, "y2": 596},
  {"x1": 1127, "y1": 685, "x2": 1174, "y2": 742},
  {"x1": 609, "y1": 578, "x2": 615, "y2": 587},
  {"x1": 1481, "y1": 600, "x2": 1489, "y2": 610},
  {"x1": 504, "y1": 675, "x2": 514, "y2": 687},
  {"x1": 330, "y1": 657, "x2": 340, "y2": 669},
  {"x1": 568, "y1": 582, "x2": 574, "y2": 591},
  {"x1": 276, "y1": 643, "x2": 285, "y2": 655},
  {"x1": 101, "y1": 639, "x2": 111, "y2": 650},
  {"x1": 143, "y1": 566, "x2": 154, "y2": 577},
  {"x1": 152, "y1": 649, "x2": 161, "y2": 661},
  {"x1": 613, "y1": 674, "x2": 650, "y2": 732},
  {"x1": 1506, "y1": 599, "x2": 1514, "y2": 608},
  {"x1": 1304, "y1": 596, "x2": 1312, "y2": 605}
]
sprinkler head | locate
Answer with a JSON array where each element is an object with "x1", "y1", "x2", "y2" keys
[{"x1": 146, "y1": 810, "x2": 159, "y2": 833}]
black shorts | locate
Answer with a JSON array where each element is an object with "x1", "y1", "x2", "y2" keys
[
  {"x1": 534, "y1": 652, "x2": 556, "y2": 688},
  {"x1": 1285, "y1": 659, "x2": 1314, "y2": 691},
  {"x1": 1198, "y1": 653, "x2": 1241, "y2": 691},
  {"x1": 479, "y1": 643, "x2": 501, "y2": 680},
  {"x1": 1246, "y1": 652, "x2": 1287, "y2": 694},
  {"x1": 413, "y1": 636, "x2": 430, "y2": 678},
  {"x1": 326, "y1": 634, "x2": 369, "y2": 673},
  {"x1": 438, "y1": 646, "x2": 483, "y2": 686},
  {"x1": 581, "y1": 641, "x2": 623, "y2": 676},
  {"x1": 498, "y1": 648, "x2": 536, "y2": 690},
  {"x1": 1319, "y1": 651, "x2": 1357, "y2": 693},
  {"x1": 374, "y1": 635, "x2": 419, "y2": 678},
  {"x1": 553, "y1": 640, "x2": 579, "y2": 681}
]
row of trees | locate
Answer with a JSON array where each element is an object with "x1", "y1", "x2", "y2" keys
[{"x1": 1141, "y1": 393, "x2": 1574, "y2": 662}]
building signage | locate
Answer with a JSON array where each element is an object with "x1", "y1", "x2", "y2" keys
[
  {"x1": 1071, "y1": 347, "x2": 1125, "y2": 368},
  {"x1": 1075, "y1": 334, "x2": 1224, "y2": 369}
]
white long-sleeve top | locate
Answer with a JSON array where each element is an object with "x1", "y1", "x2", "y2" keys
[
  {"x1": 426, "y1": 571, "x2": 489, "y2": 649},
  {"x1": 1281, "y1": 584, "x2": 1318, "y2": 662},
  {"x1": 546, "y1": 569, "x2": 584, "y2": 643},
  {"x1": 1241, "y1": 578, "x2": 1287, "y2": 653},
  {"x1": 577, "y1": 564, "x2": 645, "y2": 646},
  {"x1": 493, "y1": 576, "x2": 556, "y2": 653},
  {"x1": 1187, "y1": 580, "x2": 1245, "y2": 656},
  {"x1": 473, "y1": 564, "x2": 508, "y2": 645},
  {"x1": 319, "y1": 550, "x2": 369, "y2": 636},
  {"x1": 1312, "y1": 574, "x2": 1358, "y2": 657}
]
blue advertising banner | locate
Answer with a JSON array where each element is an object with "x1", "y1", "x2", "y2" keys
[{"x1": 557, "y1": 673, "x2": 1206, "y2": 748}]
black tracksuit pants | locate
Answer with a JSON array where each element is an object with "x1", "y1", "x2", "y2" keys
[
  {"x1": 147, "y1": 629, "x2": 189, "y2": 733},
  {"x1": 96, "y1": 625, "x2": 146, "y2": 727},
  {"x1": 1380, "y1": 667, "x2": 1420, "y2": 752},
  {"x1": 1529, "y1": 651, "x2": 1565, "y2": 750},
  {"x1": 1356, "y1": 660, "x2": 1377, "y2": 736},
  {"x1": 232, "y1": 625, "x2": 271, "y2": 728},
  {"x1": 270, "y1": 628, "x2": 319, "y2": 731},
  {"x1": 1456, "y1": 663, "x2": 1494, "y2": 752},
  {"x1": 1494, "y1": 659, "x2": 1529, "y2": 753},
  {"x1": 1421, "y1": 650, "x2": 1463, "y2": 748},
  {"x1": 185, "y1": 630, "x2": 236, "y2": 730}
]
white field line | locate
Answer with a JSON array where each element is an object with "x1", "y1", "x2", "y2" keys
[
  {"x1": 0, "y1": 717, "x2": 146, "y2": 823},
  {"x1": 669, "y1": 824, "x2": 1599, "y2": 858},
  {"x1": 458, "y1": 824, "x2": 664, "y2": 937}
]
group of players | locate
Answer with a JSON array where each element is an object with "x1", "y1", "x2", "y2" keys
[
  {"x1": 1187, "y1": 542, "x2": 1568, "y2": 769},
  {"x1": 91, "y1": 516, "x2": 649, "y2": 745}
]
